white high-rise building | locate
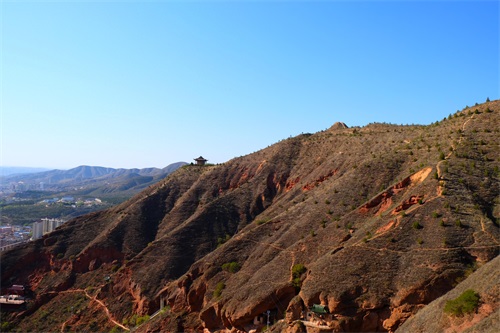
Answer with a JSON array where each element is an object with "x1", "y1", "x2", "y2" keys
[
  {"x1": 32, "y1": 221, "x2": 43, "y2": 240},
  {"x1": 34, "y1": 218, "x2": 65, "y2": 239}
]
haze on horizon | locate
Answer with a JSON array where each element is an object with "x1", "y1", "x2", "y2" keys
[{"x1": 2, "y1": 1, "x2": 498, "y2": 170}]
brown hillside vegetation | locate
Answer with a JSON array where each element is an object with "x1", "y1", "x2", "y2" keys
[{"x1": 1, "y1": 100, "x2": 499, "y2": 333}]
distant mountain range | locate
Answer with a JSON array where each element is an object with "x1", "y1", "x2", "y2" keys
[
  {"x1": 2, "y1": 163, "x2": 186, "y2": 183},
  {"x1": 0, "y1": 163, "x2": 188, "y2": 225},
  {"x1": 1, "y1": 163, "x2": 187, "y2": 196}
]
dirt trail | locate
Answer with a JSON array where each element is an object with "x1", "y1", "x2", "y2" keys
[
  {"x1": 50, "y1": 285, "x2": 130, "y2": 332},
  {"x1": 355, "y1": 243, "x2": 500, "y2": 255},
  {"x1": 83, "y1": 287, "x2": 130, "y2": 331},
  {"x1": 436, "y1": 114, "x2": 475, "y2": 180}
]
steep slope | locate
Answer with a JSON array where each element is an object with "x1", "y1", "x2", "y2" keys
[
  {"x1": 396, "y1": 255, "x2": 499, "y2": 333},
  {"x1": 1, "y1": 101, "x2": 498, "y2": 333}
]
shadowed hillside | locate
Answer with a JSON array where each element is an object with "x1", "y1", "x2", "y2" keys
[{"x1": 1, "y1": 101, "x2": 498, "y2": 333}]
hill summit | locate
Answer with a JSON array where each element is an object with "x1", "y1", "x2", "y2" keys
[
  {"x1": 329, "y1": 121, "x2": 349, "y2": 130},
  {"x1": 1, "y1": 101, "x2": 499, "y2": 333}
]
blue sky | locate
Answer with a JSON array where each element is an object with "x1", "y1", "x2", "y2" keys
[{"x1": 2, "y1": 1, "x2": 498, "y2": 169}]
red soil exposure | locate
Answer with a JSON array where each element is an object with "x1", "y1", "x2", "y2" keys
[
  {"x1": 268, "y1": 172, "x2": 290, "y2": 194},
  {"x1": 73, "y1": 247, "x2": 124, "y2": 273},
  {"x1": 302, "y1": 169, "x2": 338, "y2": 191},
  {"x1": 376, "y1": 220, "x2": 396, "y2": 234},
  {"x1": 360, "y1": 168, "x2": 432, "y2": 216},
  {"x1": 285, "y1": 177, "x2": 301, "y2": 192},
  {"x1": 359, "y1": 176, "x2": 415, "y2": 215},
  {"x1": 392, "y1": 195, "x2": 424, "y2": 215},
  {"x1": 359, "y1": 192, "x2": 394, "y2": 215}
]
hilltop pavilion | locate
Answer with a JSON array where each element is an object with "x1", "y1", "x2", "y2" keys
[{"x1": 194, "y1": 156, "x2": 208, "y2": 166}]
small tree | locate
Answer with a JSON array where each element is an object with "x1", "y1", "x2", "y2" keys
[
  {"x1": 213, "y1": 282, "x2": 225, "y2": 298},
  {"x1": 291, "y1": 264, "x2": 307, "y2": 292},
  {"x1": 222, "y1": 261, "x2": 240, "y2": 273},
  {"x1": 444, "y1": 289, "x2": 480, "y2": 316}
]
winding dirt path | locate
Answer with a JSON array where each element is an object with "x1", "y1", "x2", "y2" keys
[
  {"x1": 436, "y1": 114, "x2": 475, "y2": 182},
  {"x1": 49, "y1": 285, "x2": 130, "y2": 332},
  {"x1": 83, "y1": 287, "x2": 130, "y2": 331}
]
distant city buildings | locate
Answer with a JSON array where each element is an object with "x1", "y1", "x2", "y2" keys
[
  {"x1": 32, "y1": 218, "x2": 65, "y2": 241},
  {"x1": 0, "y1": 225, "x2": 32, "y2": 252}
]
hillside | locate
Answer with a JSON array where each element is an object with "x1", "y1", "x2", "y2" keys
[
  {"x1": 396, "y1": 255, "x2": 499, "y2": 333},
  {"x1": 1, "y1": 101, "x2": 498, "y2": 333}
]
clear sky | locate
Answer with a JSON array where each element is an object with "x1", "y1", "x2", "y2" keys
[{"x1": 1, "y1": 0, "x2": 498, "y2": 169}]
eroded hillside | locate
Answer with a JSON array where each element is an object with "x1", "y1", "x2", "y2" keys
[{"x1": 1, "y1": 101, "x2": 499, "y2": 333}]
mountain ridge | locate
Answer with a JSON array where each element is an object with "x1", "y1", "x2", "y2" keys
[{"x1": 1, "y1": 101, "x2": 498, "y2": 333}]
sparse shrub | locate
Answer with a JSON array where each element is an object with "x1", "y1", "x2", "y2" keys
[
  {"x1": 439, "y1": 152, "x2": 445, "y2": 160},
  {"x1": 444, "y1": 289, "x2": 480, "y2": 317},
  {"x1": 292, "y1": 264, "x2": 307, "y2": 277},
  {"x1": 256, "y1": 219, "x2": 269, "y2": 225},
  {"x1": 432, "y1": 212, "x2": 441, "y2": 218},
  {"x1": 1, "y1": 322, "x2": 12, "y2": 332},
  {"x1": 136, "y1": 315, "x2": 150, "y2": 326},
  {"x1": 325, "y1": 199, "x2": 331, "y2": 205},
  {"x1": 310, "y1": 230, "x2": 316, "y2": 237},
  {"x1": 56, "y1": 253, "x2": 64, "y2": 260},
  {"x1": 217, "y1": 234, "x2": 231, "y2": 247},
  {"x1": 412, "y1": 221, "x2": 422, "y2": 230},
  {"x1": 213, "y1": 282, "x2": 225, "y2": 298},
  {"x1": 291, "y1": 264, "x2": 307, "y2": 291},
  {"x1": 440, "y1": 219, "x2": 446, "y2": 227},
  {"x1": 417, "y1": 238, "x2": 423, "y2": 245},
  {"x1": 456, "y1": 219, "x2": 463, "y2": 228},
  {"x1": 222, "y1": 261, "x2": 240, "y2": 273}
]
